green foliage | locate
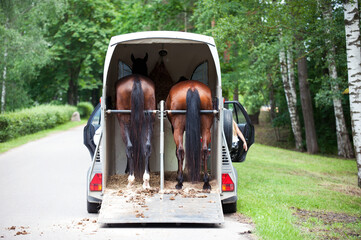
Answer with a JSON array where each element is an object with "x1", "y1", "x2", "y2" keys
[
  {"x1": 0, "y1": 0, "x2": 62, "y2": 112},
  {"x1": 193, "y1": 0, "x2": 353, "y2": 155},
  {"x1": 193, "y1": 0, "x2": 281, "y2": 114},
  {"x1": 0, "y1": 120, "x2": 86, "y2": 154},
  {"x1": 112, "y1": 0, "x2": 194, "y2": 34},
  {"x1": 0, "y1": 105, "x2": 76, "y2": 142},
  {"x1": 77, "y1": 102, "x2": 94, "y2": 118},
  {"x1": 31, "y1": 0, "x2": 116, "y2": 106},
  {"x1": 0, "y1": 0, "x2": 355, "y2": 155}
]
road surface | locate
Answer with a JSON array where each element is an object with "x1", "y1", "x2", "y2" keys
[{"x1": 0, "y1": 125, "x2": 253, "y2": 239}]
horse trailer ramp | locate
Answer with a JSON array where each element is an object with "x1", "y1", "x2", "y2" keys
[{"x1": 98, "y1": 189, "x2": 224, "y2": 225}]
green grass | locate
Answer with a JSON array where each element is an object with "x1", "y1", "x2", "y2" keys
[
  {"x1": 0, "y1": 120, "x2": 86, "y2": 154},
  {"x1": 235, "y1": 144, "x2": 361, "y2": 239}
]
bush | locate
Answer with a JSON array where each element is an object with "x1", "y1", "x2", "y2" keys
[
  {"x1": 0, "y1": 105, "x2": 76, "y2": 142},
  {"x1": 77, "y1": 102, "x2": 94, "y2": 119}
]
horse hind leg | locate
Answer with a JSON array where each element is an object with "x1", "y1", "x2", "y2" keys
[
  {"x1": 125, "y1": 131, "x2": 135, "y2": 187},
  {"x1": 142, "y1": 113, "x2": 154, "y2": 189},
  {"x1": 123, "y1": 122, "x2": 135, "y2": 188},
  {"x1": 142, "y1": 137, "x2": 151, "y2": 189},
  {"x1": 171, "y1": 119, "x2": 185, "y2": 190},
  {"x1": 175, "y1": 145, "x2": 185, "y2": 189},
  {"x1": 116, "y1": 115, "x2": 135, "y2": 188},
  {"x1": 170, "y1": 115, "x2": 186, "y2": 190},
  {"x1": 202, "y1": 145, "x2": 211, "y2": 190},
  {"x1": 201, "y1": 120, "x2": 212, "y2": 190}
]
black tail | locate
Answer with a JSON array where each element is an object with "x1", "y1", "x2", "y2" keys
[
  {"x1": 185, "y1": 88, "x2": 201, "y2": 182},
  {"x1": 130, "y1": 76, "x2": 145, "y2": 179}
]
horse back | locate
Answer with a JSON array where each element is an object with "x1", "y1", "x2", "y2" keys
[
  {"x1": 166, "y1": 80, "x2": 212, "y2": 110},
  {"x1": 115, "y1": 74, "x2": 155, "y2": 110}
]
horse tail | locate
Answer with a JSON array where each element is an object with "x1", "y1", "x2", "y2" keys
[
  {"x1": 185, "y1": 88, "x2": 201, "y2": 182},
  {"x1": 130, "y1": 75, "x2": 144, "y2": 179}
]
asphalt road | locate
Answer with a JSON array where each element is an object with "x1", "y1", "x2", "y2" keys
[{"x1": 0, "y1": 125, "x2": 253, "y2": 239}]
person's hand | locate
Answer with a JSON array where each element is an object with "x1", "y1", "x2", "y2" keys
[{"x1": 243, "y1": 141, "x2": 248, "y2": 151}]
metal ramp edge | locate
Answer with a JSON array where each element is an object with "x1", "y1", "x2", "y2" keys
[{"x1": 98, "y1": 190, "x2": 224, "y2": 225}]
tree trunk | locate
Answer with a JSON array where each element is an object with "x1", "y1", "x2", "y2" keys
[
  {"x1": 279, "y1": 46, "x2": 303, "y2": 151},
  {"x1": 268, "y1": 73, "x2": 277, "y2": 122},
  {"x1": 233, "y1": 85, "x2": 239, "y2": 101},
  {"x1": 184, "y1": 6, "x2": 187, "y2": 32},
  {"x1": 91, "y1": 88, "x2": 99, "y2": 107},
  {"x1": 1, "y1": 18, "x2": 8, "y2": 113},
  {"x1": 297, "y1": 51, "x2": 319, "y2": 154},
  {"x1": 344, "y1": 0, "x2": 361, "y2": 187},
  {"x1": 67, "y1": 78, "x2": 75, "y2": 105},
  {"x1": 67, "y1": 63, "x2": 81, "y2": 105},
  {"x1": 268, "y1": 73, "x2": 280, "y2": 140},
  {"x1": 1, "y1": 67, "x2": 6, "y2": 113},
  {"x1": 1, "y1": 50, "x2": 6, "y2": 113},
  {"x1": 321, "y1": 0, "x2": 354, "y2": 158}
]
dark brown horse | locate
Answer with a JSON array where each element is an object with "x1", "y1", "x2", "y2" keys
[
  {"x1": 115, "y1": 54, "x2": 156, "y2": 189},
  {"x1": 166, "y1": 80, "x2": 214, "y2": 190}
]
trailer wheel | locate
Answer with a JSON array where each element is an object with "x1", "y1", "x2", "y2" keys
[
  {"x1": 222, "y1": 201, "x2": 237, "y2": 213},
  {"x1": 223, "y1": 109, "x2": 233, "y2": 150},
  {"x1": 87, "y1": 200, "x2": 101, "y2": 213}
]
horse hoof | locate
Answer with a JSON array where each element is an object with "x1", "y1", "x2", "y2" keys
[
  {"x1": 127, "y1": 175, "x2": 135, "y2": 189},
  {"x1": 143, "y1": 182, "x2": 150, "y2": 189},
  {"x1": 175, "y1": 183, "x2": 183, "y2": 190},
  {"x1": 203, "y1": 183, "x2": 211, "y2": 190}
]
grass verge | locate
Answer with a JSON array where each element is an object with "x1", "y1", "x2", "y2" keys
[
  {"x1": 0, "y1": 120, "x2": 86, "y2": 154},
  {"x1": 236, "y1": 143, "x2": 361, "y2": 239}
]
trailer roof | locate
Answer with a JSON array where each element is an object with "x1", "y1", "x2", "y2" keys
[
  {"x1": 109, "y1": 31, "x2": 216, "y2": 47},
  {"x1": 103, "y1": 31, "x2": 222, "y2": 99}
]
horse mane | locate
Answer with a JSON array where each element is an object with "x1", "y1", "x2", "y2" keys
[
  {"x1": 176, "y1": 76, "x2": 188, "y2": 84},
  {"x1": 149, "y1": 60, "x2": 174, "y2": 102}
]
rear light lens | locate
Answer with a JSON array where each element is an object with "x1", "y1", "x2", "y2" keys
[
  {"x1": 222, "y1": 173, "x2": 234, "y2": 192},
  {"x1": 90, "y1": 173, "x2": 102, "y2": 191}
]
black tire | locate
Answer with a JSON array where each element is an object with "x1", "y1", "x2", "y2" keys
[
  {"x1": 223, "y1": 109, "x2": 233, "y2": 150},
  {"x1": 222, "y1": 201, "x2": 237, "y2": 213},
  {"x1": 87, "y1": 200, "x2": 101, "y2": 213}
]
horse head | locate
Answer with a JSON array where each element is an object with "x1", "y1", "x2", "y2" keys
[{"x1": 131, "y1": 53, "x2": 148, "y2": 76}]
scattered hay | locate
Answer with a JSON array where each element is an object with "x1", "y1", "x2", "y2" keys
[
  {"x1": 107, "y1": 171, "x2": 217, "y2": 193},
  {"x1": 15, "y1": 230, "x2": 29, "y2": 236},
  {"x1": 106, "y1": 172, "x2": 218, "y2": 219},
  {"x1": 6, "y1": 226, "x2": 30, "y2": 236}
]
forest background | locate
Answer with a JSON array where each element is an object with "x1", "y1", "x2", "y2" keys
[{"x1": 0, "y1": 0, "x2": 360, "y2": 160}]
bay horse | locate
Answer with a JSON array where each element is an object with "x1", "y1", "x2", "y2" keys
[
  {"x1": 166, "y1": 80, "x2": 214, "y2": 190},
  {"x1": 115, "y1": 53, "x2": 156, "y2": 189}
]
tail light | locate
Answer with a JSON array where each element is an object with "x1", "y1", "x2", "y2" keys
[
  {"x1": 90, "y1": 173, "x2": 102, "y2": 191},
  {"x1": 222, "y1": 173, "x2": 234, "y2": 192}
]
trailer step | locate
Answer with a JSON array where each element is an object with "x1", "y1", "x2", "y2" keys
[{"x1": 98, "y1": 190, "x2": 224, "y2": 225}]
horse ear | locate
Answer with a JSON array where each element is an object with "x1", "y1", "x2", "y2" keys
[
  {"x1": 144, "y1": 53, "x2": 148, "y2": 62},
  {"x1": 131, "y1": 54, "x2": 135, "y2": 63}
]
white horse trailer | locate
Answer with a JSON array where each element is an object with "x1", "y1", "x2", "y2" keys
[{"x1": 83, "y1": 31, "x2": 254, "y2": 225}]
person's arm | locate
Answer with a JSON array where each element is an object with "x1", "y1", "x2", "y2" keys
[{"x1": 233, "y1": 120, "x2": 248, "y2": 151}]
